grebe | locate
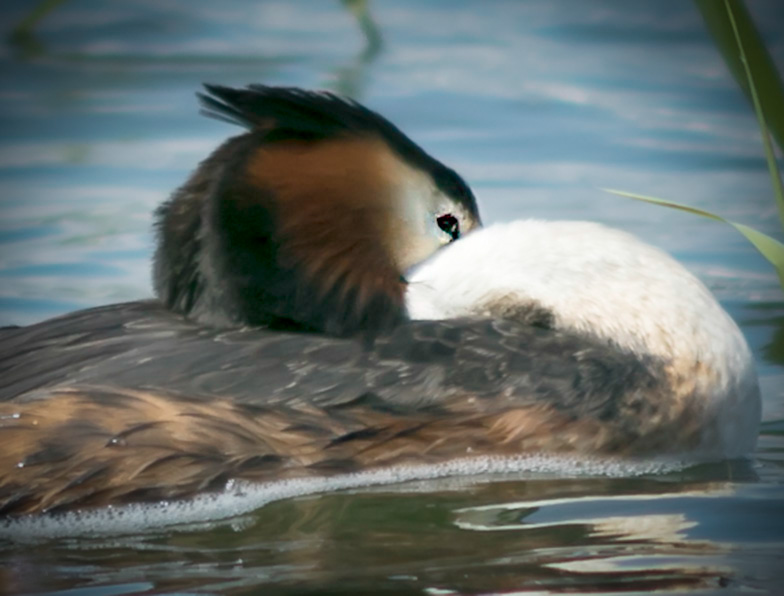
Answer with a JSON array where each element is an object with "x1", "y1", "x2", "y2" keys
[{"x1": 0, "y1": 86, "x2": 759, "y2": 518}]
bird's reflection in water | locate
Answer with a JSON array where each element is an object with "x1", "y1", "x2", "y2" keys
[{"x1": 3, "y1": 460, "x2": 770, "y2": 594}]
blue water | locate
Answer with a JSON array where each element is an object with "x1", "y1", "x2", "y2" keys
[{"x1": 1, "y1": 0, "x2": 783, "y2": 593}]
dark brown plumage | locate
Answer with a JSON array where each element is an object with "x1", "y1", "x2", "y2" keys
[{"x1": 0, "y1": 301, "x2": 700, "y2": 515}]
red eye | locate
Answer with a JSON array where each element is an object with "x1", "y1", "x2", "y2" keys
[{"x1": 437, "y1": 214, "x2": 460, "y2": 241}]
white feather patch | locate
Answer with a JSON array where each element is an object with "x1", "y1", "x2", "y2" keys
[{"x1": 405, "y1": 220, "x2": 760, "y2": 458}]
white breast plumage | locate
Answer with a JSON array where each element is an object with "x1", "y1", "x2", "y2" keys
[{"x1": 406, "y1": 219, "x2": 761, "y2": 458}]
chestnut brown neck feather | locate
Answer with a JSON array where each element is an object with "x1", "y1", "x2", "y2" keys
[
  {"x1": 244, "y1": 136, "x2": 407, "y2": 335},
  {"x1": 154, "y1": 133, "x2": 406, "y2": 337}
]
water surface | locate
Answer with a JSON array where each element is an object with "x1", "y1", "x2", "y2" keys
[{"x1": 1, "y1": 0, "x2": 783, "y2": 593}]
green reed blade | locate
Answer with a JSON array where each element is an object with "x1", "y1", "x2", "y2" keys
[
  {"x1": 603, "y1": 189, "x2": 784, "y2": 289},
  {"x1": 695, "y1": 0, "x2": 784, "y2": 155},
  {"x1": 695, "y1": 0, "x2": 784, "y2": 231}
]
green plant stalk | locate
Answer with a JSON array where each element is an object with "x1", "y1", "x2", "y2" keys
[
  {"x1": 12, "y1": 0, "x2": 66, "y2": 36},
  {"x1": 695, "y1": 0, "x2": 784, "y2": 154},
  {"x1": 609, "y1": 1, "x2": 784, "y2": 292},
  {"x1": 603, "y1": 189, "x2": 784, "y2": 289},
  {"x1": 724, "y1": 0, "x2": 784, "y2": 232}
]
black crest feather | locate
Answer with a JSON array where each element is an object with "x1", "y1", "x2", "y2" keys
[
  {"x1": 199, "y1": 83, "x2": 435, "y2": 159},
  {"x1": 202, "y1": 84, "x2": 394, "y2": 137},
  {"x1": 199, "y1": 84, "x2": 479, "y2": 219}
]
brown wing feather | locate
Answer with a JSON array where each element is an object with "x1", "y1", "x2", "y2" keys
[
  {"x1": 0, "y1": 302, "x2": 707, "y2": 515},
  {"x1": 0, "y1": 387, "x2": 618, "y2": 515}
]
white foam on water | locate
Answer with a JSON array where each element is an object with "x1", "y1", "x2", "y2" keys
[{"x1": 0, "y1": 453, "x2": 690, "y2": 541}]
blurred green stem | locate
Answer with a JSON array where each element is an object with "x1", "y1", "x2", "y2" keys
[
  {"x1": 723, "y1": 0, "x2": 784, "y2": 231},
  {"x1": 12, "y1": 0, "x2": 65, "y2": 36},
  {"x1": 695, "y1": 0, "x2": 784, "y2": 154}
]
